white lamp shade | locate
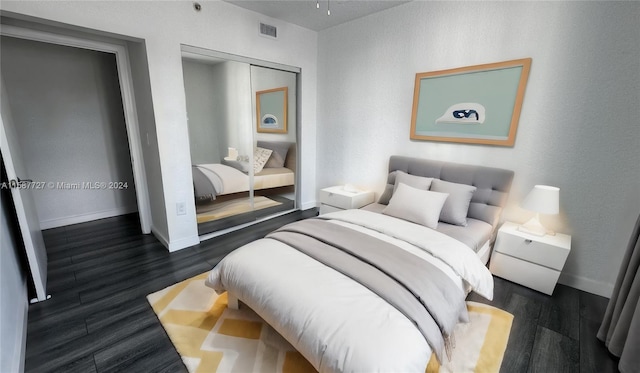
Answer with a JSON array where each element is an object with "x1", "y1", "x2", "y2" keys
[{"x1": 521, "y1": 185, "x2": 560, "y2": 215}]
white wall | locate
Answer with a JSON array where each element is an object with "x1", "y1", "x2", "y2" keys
[
  {"x1": 1, "y1": 36, "x2": 138, "y2": 229},
  {"x1": 0, "y1": 192, "x2": 28, "y2": 373},
  {"x1": 1, "y1": 0, "x2": 318, "y2": 249},
  {"x1": 317, "y1": 1, "x2": 640, "y2": 297}
]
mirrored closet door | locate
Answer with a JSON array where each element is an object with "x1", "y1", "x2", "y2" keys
[{"x1": 181, "y1": 49, "x2": 298, "y2": 236}]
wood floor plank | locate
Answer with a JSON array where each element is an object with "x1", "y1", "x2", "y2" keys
[
  {"x1": 500, "y1": 293, "x2": 541, "y2": 372},
  {"x1": 26, "y1": 296, "x2": 162, "y2": 372},
  {"x1": 26, "y1": 317, "x2": 88, "y2": 358},
  {"x1": 93, "y1": 324, "x2": 184, "y2": 373},
  {"x1": 528, "y1": 326, "x2": 579, "y2": 373},
  {"x1": 579, "y1": 291, "x2": 610, "y2": 323},
  {"x1": 580, "y1": 318, "x2": 619, "y2": 373},
  {"x1": 538, "y1": 284, "x2": 580, "y2": 340}
]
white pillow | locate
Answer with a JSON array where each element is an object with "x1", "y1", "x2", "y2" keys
[
  {"x1": 253, "y1": 147, "x2": 273, "y2": 174},
  {"x1": 383, "y1": 183, "x2": 449, "y2": 229}
]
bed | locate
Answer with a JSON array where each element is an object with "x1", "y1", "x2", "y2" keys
[
  {"x1": 192, "y1": 141, "x2": 295, "y2": 201},
  {"x1": 205, "y1": 156, "x2": 513, "y2": 372}
]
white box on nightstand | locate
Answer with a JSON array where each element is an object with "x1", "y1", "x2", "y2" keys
[
  {"x1": 489, "y1": 221, "x2": 571, "y2": 295},
  {"x1": 319, "y1": 186, "x2": 374, "y2": 214}
]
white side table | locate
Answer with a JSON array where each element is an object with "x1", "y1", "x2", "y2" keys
[
  {"x1": 319, "y1": 186, "x2": 374, "y2": 215},
  {"x1": 489, "y1": 221, "x2": 571, "y2": 295}
]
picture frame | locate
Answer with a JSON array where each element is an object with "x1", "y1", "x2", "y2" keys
[
  {"x1": 256, "y1": 86, "x2": 288, "y2": 133},
  {"x1": 410, "y1": 58, "x2": 531, "y2": 146}
]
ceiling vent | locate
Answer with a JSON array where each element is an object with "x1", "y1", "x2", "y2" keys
[{"x1": 260, "y1": 23, "x2": 277, "y2": 39}]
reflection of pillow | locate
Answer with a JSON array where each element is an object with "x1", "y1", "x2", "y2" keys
[
  {"x1": 393, "y1": 171, "x2": 433, "y2": 193},
  {"x1": 254, "y1": 147, "x2": 273, "y2": 174},
  {"x1": 383, "y1": 183, "x2": 448, "y2": 229},
  {"x1": 222, "y1": 158, "x2": 250, "y2": 173},
  {"x1": 430, "y1": 179, "x2": 477, "y2": 226},
  {"x1": 257, "y1": 141, "x2": 290, "y2": 168}
]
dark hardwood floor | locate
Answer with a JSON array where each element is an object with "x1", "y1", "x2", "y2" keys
[{"x1": 25, "y1": 211, "x2": 620, "y2": 373}]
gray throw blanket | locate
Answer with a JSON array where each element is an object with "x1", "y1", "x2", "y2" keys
[
  {"x1": 266, "y1": 219, "x2": 468, "y2": 363},
  {"x1": 192, "y1": 165, "x2": 219, "y2": 201}
]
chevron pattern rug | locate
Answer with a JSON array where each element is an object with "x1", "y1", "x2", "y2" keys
[{"x1": 147, "y1": 273, "x2": 513, "y2": 373}]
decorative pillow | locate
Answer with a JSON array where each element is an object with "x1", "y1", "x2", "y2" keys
[
  {"x1": 253, "y1": 147, "x2": 273, "y2": 174},
  {"x1": 430, "y1": 179, "x2": 477, "y2": 226},
  {"x1": 382, "y1": 183, "x2": 449, "y2": 229},
  {"x1": 393, "y1": 171, "x2": 434, "y2": 193},
  {"x1": 257, "y1": 141, "x2": 290, "y2": 168}
]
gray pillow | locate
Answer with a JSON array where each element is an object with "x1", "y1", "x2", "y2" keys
[
  {"x1": 430, "y1": 179, "x2": 477, "y2": 226},
  {"x1": 393, "y1": 171, "x2": 434, "y2": 193},
  {"x1": 221, "y1": 158, "x2": 250, "y2": 173},
  {"x1": 382, "y1": 183, "x2": 448, "y2": 229},
  {"x1": 378, "y1": 171, "x2": 433, "y2": 205},
  {"x1": 257, "y1": 141, "x2": 290, "y2": 168}
]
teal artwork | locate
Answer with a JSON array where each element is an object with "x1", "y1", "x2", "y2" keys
[{"x1": 410, "y1": 59, "x2": 531, "y2": 146}]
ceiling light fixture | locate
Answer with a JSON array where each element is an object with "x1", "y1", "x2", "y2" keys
[{"x1": 316, "y1": 0, "x2": 330, "y2": 16}]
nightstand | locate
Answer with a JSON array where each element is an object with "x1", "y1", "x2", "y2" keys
[
  {"x1": 489, "y1": 221, "x2": 571, "y2": 295},
  {"x1": 319, "y1": 186, "x2": 375, "y2": 215}
]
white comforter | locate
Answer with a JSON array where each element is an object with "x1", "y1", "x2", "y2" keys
[{"x1": 206, "y1": 209, "x2": 494, "y2": 372}]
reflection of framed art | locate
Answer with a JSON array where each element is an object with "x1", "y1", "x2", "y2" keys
[
  {"x1": 410, "y1": 58, "x2": 531, "y2": 146},
  {"x1": 256, "y1": 86, "x2": 288, "y2": 133}
]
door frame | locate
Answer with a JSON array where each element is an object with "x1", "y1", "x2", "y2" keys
[{"x1": 0, "y1": 24, "x2": 152, "y2": 234}]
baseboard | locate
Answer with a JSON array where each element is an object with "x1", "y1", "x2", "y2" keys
[
  {"x1": 151, "y1": 225, "x2": 199, "y2": 252},
  {"x1": 559, "y1": 272, "x2": 614, "y2": 298},
  {"x1": 39, "y1": 205, "x2": 138, "y2": 229},
  {"x1": 151, "y1": 225, "x2": 170, "y2": 249},
  {"x1": 167, "y1": 234, "x2": 200, "y2": 252},
  {"x1": 300, "y1": 200, "x2": 317, "y2": 210}
]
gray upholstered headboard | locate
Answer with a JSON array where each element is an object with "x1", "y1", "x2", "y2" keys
[{"x1": 379, "y1": 156, "x2": 514, "y2": 229}]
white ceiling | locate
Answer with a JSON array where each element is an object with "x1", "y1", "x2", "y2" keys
[{"x1": 223, "y1": 0, "x2": 411, "y2": 31}]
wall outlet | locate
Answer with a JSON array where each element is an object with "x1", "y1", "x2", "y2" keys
[{"x1": 176, "y1": 202, "x2": 186, "y2": 216}]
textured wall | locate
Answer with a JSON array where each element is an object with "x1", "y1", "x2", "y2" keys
[
  {"x1": 317, "y1": 1, "x2": 640, "y2": 296},
  {"x1": 1, "y1": 36, "x2": 138, "y2": 228}
]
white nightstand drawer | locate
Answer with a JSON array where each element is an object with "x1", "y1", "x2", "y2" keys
[
  {"x1": 319, "y1": 186, "x2": 374, "y2": 210},
  {"x1": 490, "y1": 252, "x2": 560, "y2": 295},
  {"x1": 494, "y1": 222, "x2": 571, "y2": 271}
]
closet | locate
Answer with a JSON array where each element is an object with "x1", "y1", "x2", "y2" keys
[
  {"x1": 1, "y1": 36, "x2": 139, "y2": 230},
  {"x1": 181, "y1": 48, "x2": 299, "y2": 236}
]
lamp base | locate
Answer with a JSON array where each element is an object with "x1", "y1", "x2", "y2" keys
[{"x1": 517, "y1": 214, "x2": 555, "y2": 236}]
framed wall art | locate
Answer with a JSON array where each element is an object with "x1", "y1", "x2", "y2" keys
[
  {"x1": 410, "y1": 58, "x2": 531, "y2": 146},
  {"x1": 256, "y1": 86, "x2": 288, "y2": 133}
]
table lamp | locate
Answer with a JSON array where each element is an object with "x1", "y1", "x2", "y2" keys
[{"x1": 518, "y1": 185, "x2": 560, "y2": 236}]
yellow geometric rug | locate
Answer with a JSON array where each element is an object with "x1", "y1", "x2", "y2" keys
[
  {"x1": 196, "y1": 196, "x2": 282, "y2": 224},
  {"x1": 147, "y1": 273, "x2": 513, "y2": 373}
]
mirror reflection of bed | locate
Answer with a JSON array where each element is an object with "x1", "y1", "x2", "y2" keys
[
  {"x1": 193, "y1": 142, "x2": 296, "y2": 234},
  {"x1": 181, "y1": 52, "x2": 299, "y2": 236}
]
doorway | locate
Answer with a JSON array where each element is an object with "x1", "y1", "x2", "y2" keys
[{"x1": 0, "y1": 23, "x2": 151, "y2": 301}]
